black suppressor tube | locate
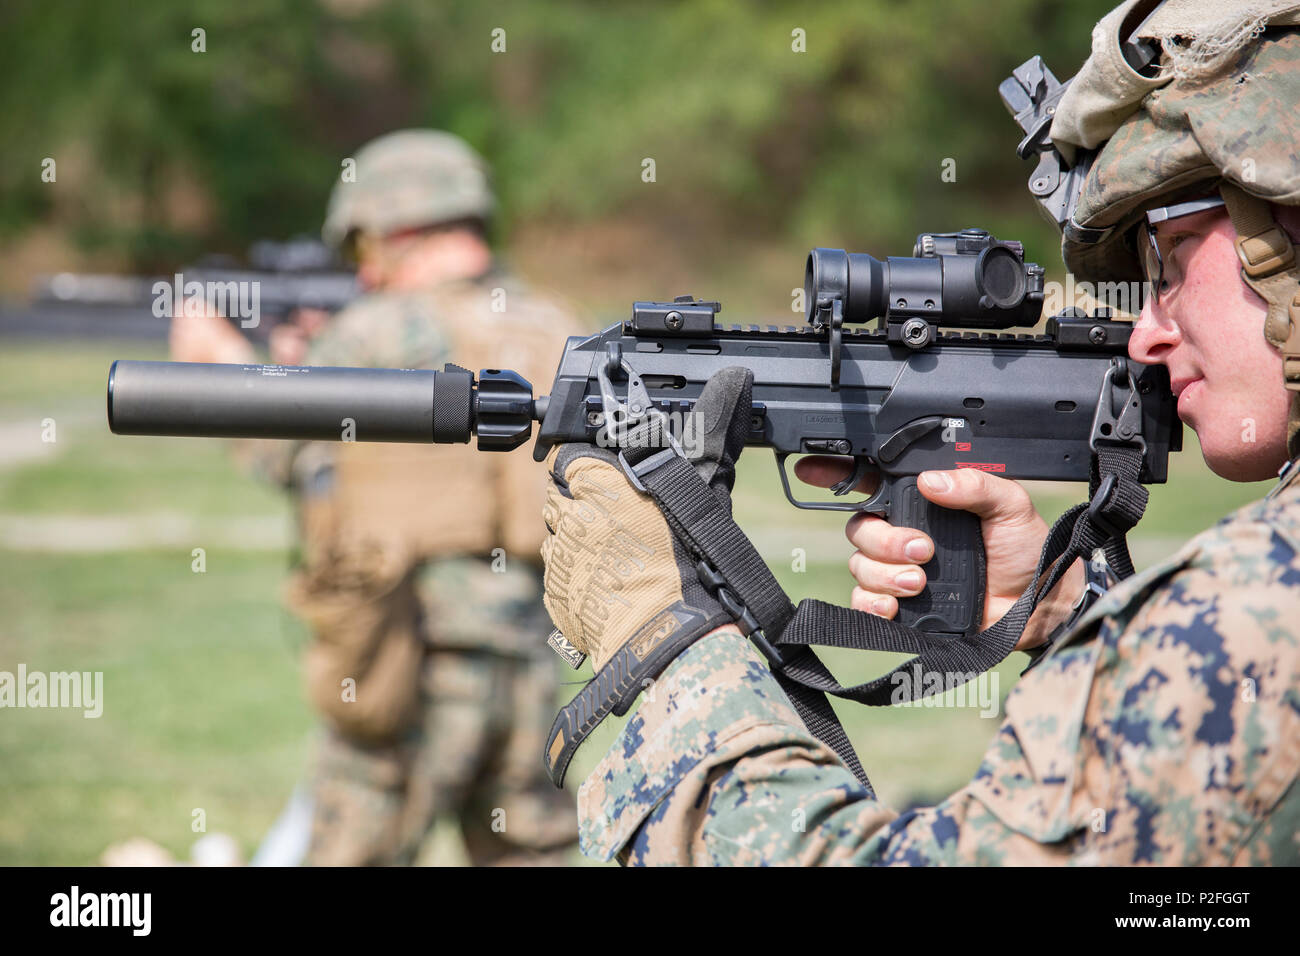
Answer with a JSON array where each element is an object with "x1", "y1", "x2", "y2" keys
[{"x1": 107, "y1": 360, "x2": 536, "y2": 448}]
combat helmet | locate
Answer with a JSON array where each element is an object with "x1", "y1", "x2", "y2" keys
[
  {"x1": 1030, "y1": 0, "x2": 1300, "y2": 456},
  {"x1": 322, "y1": 129, "x2": 495, "y2": 250}
]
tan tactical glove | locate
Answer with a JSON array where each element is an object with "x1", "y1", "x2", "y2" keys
[
  {"x1": 540, "y1": 368, "x2": 755, "y2": 783},
  {"x1": 540, "y1": 446, "x2": 727, "y2": 673}
]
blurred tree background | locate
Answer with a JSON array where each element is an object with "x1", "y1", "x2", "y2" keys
[
  {"x1": 1, "y1": 0, "x2": 1114, "y2": 314},
  {"x1": 16, "y1": 0, "x2": 1238, "y2": 866}
]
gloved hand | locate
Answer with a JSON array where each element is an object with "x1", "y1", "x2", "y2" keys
[{"x1": 540, "y1": 367, "x2": 755, "y2": 676}]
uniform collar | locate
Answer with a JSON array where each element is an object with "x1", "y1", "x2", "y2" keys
[{"x1": 1267, "y1": 455, "x2": 1300, "y2": 500}]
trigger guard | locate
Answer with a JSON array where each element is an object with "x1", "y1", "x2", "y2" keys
[
  {"x1": 774, "y1": 452, "x2": 890, "y2": 514},
  {"x1": 831, "y1": 457, "x2": 871, "y2": 497},
  {"x1": 857, "y1": 478, "x2": 890, "y2": 515}
]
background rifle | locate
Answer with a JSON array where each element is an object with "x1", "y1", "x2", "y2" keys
[{"x1": 13, "y1": 238, "x2": 357, "y2": 344}]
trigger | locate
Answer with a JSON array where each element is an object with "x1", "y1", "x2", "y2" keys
[{"x1": 831, "y1": 456, "x2": 871, "y2": 497}]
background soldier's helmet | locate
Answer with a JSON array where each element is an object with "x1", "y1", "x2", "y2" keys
[
  {"x1": 1050, "y1": 0, "x2": 1300, "y2": 456},
  {"x1": 322, "y1": 129, "x2": 495, "y2": 249}
]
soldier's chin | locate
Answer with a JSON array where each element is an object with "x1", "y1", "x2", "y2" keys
[{"x1": 1198, "y1": 424, "x2": 1288, "y2": 483}]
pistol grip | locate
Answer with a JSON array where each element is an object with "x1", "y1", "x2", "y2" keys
[{"x1": 887, "y1": 476, "x2": 985, "y2": 637}]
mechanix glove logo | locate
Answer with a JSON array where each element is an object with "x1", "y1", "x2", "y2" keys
[
  {"x1": 628, "y1": 608, "x2": 684, "y2": 658},
  {"x1": 547, "y1": 628, "x2": 587, "y2": 669}
]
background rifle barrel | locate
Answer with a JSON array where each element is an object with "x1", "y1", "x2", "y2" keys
[{"x1": 107, "y1": 360, "x2": 472, "y2": 443}]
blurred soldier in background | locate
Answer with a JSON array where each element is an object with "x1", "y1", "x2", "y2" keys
[{"x1": 171, "y1": 129, "x2": 581, "y2": 865}]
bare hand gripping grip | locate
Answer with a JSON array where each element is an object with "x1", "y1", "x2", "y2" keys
[{"x1": 887, "y1": 476, "x2": 985, "y2": 636}]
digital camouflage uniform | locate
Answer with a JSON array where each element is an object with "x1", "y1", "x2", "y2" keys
[
  {"x1": 563, "y1": 3, "x2": 1300, "y2": 865},
  {"x1": 282, "y1": 271, "x2": 583, "y2": 866},
  {"x1": 577, "y1": 467, "x2": 1300, "y2": 864}
]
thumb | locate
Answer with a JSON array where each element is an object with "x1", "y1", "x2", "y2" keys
[
  {"x1": 689, "y1": 366, "x2": 753, "y2": 494},
  {"x1": 916, "y1": 468, "x2": 1037, "y2": 525}
]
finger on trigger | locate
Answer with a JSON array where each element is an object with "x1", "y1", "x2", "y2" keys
[
  {"x1": 794, "y1": 455, "x2": 851, "y2": 488},
  {"x1": 794, "y1": 455, "x2": 879, "y2": 494}
]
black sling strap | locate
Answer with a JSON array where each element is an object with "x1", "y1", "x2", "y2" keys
[
  {"x1": 544, "y1": 439, "x2": 1149, "y2": 791},
  {"x1": 627, "y1": 441, "x2": 1148, "y2": 795}
]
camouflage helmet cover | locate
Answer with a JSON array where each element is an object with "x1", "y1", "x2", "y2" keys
[
  {"x1": 1050, "y1": 1, "x2": 1300, "y2": 458},
  {"x1": 322, "y1": 129, "x2": 495, "y2": 248},
  {"x1": 1050, "y1": 0, "x2": 1300, "y2": 283}
]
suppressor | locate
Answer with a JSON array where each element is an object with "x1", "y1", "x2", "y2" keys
[{"x1": 107, "y1": 360, "x2": 494, "y2": 444}]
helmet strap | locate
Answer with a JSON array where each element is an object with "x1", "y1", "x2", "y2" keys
[{"x1": 1220, "y1": 183, "x2": 1300, "y2": 459}]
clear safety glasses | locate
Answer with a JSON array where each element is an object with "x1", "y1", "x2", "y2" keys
[{"x1": 1139, "y1": 195, "x2": 1227, "y2": 305}]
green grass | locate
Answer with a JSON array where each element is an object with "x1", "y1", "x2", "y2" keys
[
  {"x1": 0, "y1": 339, "x2": 1279, "y2": 863},
  {"x1": 0, "y1": 341, "x2": 167, "y2": 408},
  {"x1": 0, "y1": 340, "x2": 284, "y2": 518},
  {"x1": 1, "y1": 429, "x2": 286, "y2": 518},
  {"x1": 0, "y1": 548, "x2": 312, "y2": 865}
]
